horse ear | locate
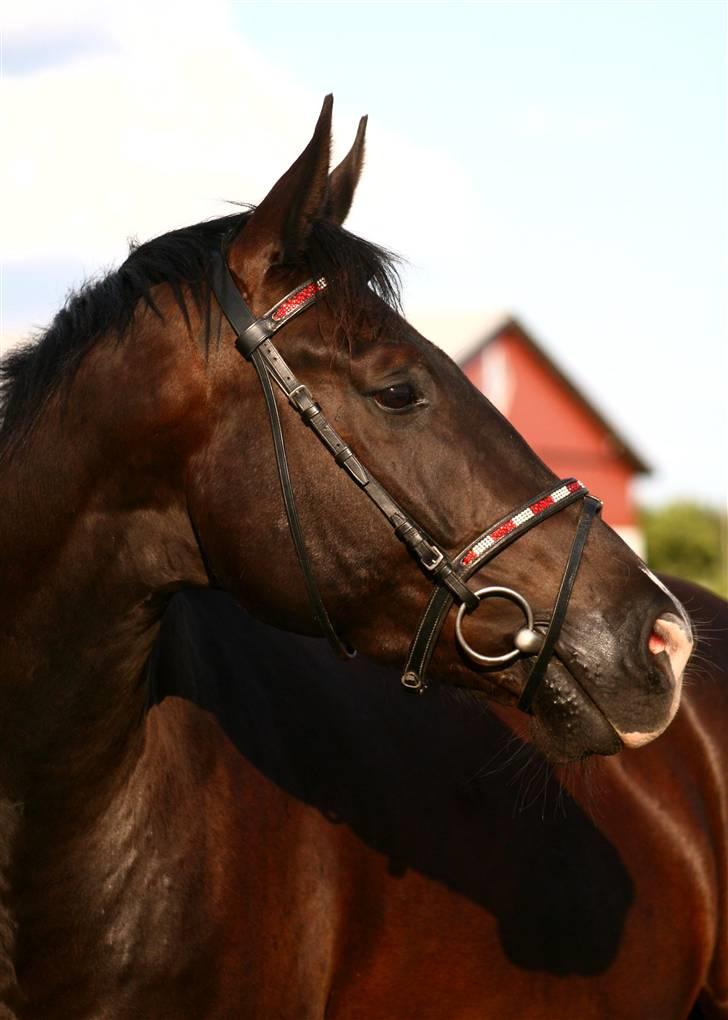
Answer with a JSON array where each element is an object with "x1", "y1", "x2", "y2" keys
[
  {"x1": 228, "y1": 95, "x2": 333, "y2": 293},
  {"x1": 325, "y1": 115, "x2": 367, "y2": 225}
]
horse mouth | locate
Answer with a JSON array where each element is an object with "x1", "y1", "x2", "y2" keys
[
  {"x1": 522, "y1": 656, "x2": 623, "y2": 762},
  {"x1": 455, "y1": 656, "x2": 623, "y2": 762},
  {"x1": 454, "y1": 605, "x2": 690, "y2": 762}
]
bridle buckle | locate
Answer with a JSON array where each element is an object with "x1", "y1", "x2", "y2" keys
[
  {"x1": 401, "y1": 670, "x2": 428, "y2": 694},
  {"x1": 422, "y1": 546, "x2": 445, "y2": 572}
]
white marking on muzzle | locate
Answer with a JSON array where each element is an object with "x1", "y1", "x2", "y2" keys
[
  {"x1": 616, "y1": 605, "x2": 693, "y2": 749},
  {"x1": 639, "y1": 565, "x2": 693, "y2": 634}
]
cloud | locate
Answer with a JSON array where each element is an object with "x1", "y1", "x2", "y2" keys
[
  {"x1": 2, "y1": 0, "x2": 479, "y2": 295},
  {"x1": 2, "y1": 3, "x2": 307, "y2": 265}
]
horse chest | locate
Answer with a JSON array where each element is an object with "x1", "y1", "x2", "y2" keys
[{"x1": 308, "y1": 830, "x2": 705, "y2": 1020}]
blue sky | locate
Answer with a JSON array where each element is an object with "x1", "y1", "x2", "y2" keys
[{"x1": 2, "y1": 0, "x2": 726, "y2": 507}]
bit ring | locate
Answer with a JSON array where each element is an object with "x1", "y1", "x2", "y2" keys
[{"x1": 455, "y1": 586, "x2": 536, "y2": 666}]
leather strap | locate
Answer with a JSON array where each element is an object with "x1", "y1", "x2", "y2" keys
[
  {"x1": 401, "y1": 586, "x2": 455, "y2": 691},
  {"x1": 516, "y1": 495, "x2": 601, "y2": 712},
  {"x1": 250, "y1": 346, "x2": 353, "y2": 658},
  {"x1": 210, "y1": 252, "x2": 262, "y2": 355},
  {"x1": 252, "y1": 338, "x2": 462, "y2": 589}
]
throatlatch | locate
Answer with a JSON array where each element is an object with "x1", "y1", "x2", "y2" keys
[{"x1": 210, "y1": 249, "x2": 602, "y2": 714}]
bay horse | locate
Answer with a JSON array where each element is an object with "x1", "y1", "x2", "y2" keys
[{"x1": 0, "y1": 95, "x2": 708, "y2": 1017}]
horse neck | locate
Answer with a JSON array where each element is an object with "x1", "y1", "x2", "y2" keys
[{"x1": 0, "y1": 332, "x2": 209, "y2": 808}]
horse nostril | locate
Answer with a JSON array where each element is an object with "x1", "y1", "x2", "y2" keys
[
  {"x1": 614, "y1": 612, "x2": 692, "y2": 749},
  {"x1": 648, "y1": 630, "x2": 667, "y2": 655},
  {"x1": 649, "y1": 613, "x2": 693, "y2": 681}
]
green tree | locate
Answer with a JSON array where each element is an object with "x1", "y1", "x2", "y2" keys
[{"x1": 641, "y1": 502, "x2": 728, "y2": 598}]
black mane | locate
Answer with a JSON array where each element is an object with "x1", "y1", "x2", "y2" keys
[{"x1": 0, "y1": 211, "x2": 400, "y2": 451}]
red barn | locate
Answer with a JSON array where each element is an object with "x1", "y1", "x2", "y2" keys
[{"x1": 413, "y1": 311, "x2": 649, "y2": 556}]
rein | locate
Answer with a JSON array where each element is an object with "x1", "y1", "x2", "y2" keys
[{"x1": 210, "y1": 252, "x2": 601, "y2": 713}]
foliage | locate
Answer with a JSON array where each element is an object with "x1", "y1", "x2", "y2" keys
[{"x1": 641, "y1": 502, "x2": 728, "y2": 598}]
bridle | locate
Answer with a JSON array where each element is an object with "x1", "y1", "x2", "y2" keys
[{"x1": 210, "y1": 250, "x2": 602, "y2": 714}]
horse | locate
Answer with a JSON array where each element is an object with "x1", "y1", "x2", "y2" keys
[{"x1": 0, "y1": 94, "x2": 705, "y2": 1016}]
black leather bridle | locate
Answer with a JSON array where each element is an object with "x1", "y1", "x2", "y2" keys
[{"x1": 211, "y1": 251, "x2": 602, "y2": 713}]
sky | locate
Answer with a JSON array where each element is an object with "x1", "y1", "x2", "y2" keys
[{"x1": 2, "y1": 0, "x2": 726, "y2": 507}]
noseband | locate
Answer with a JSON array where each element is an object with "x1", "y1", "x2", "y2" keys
[{"x1": 211, "y1": 252, "x2": 602, "y2": 713}]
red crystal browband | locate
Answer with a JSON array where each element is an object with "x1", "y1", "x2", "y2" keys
[
  {"x1": 270, "y1": 277, "x2": 327, "y2": 324},
  {"x1": 211, "y1": 260, "x2": 329, "y2": 362},
  {"x1": 460, "y1": 480, "x2": 584, "y2": 568}
]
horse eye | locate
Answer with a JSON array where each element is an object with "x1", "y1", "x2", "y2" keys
[{"x1": 372, "y1": 383, "x2": 418, "y2": 411}]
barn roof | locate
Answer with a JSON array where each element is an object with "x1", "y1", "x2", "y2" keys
[
  {"x1": 410, "y1": 309, "x2": 649, "y2": 475},
  {"x1": 466, "y1": 316, "x2": 650, "y2": 475}
]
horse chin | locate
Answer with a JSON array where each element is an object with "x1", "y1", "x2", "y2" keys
[
  {"x1": 456, "y1": 660, "x2": 622, "y2": 763},
  {"x1": 526, "y1": 660, "x2": 623, "y2": 763}
]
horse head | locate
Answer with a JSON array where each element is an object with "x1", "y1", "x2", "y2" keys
[
  {"x1": 1, "y1": 97, "x2": 691, "y2": 765},
  {"x1": 178, "y1": 97, "x2": 691, "y2": 761}
]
